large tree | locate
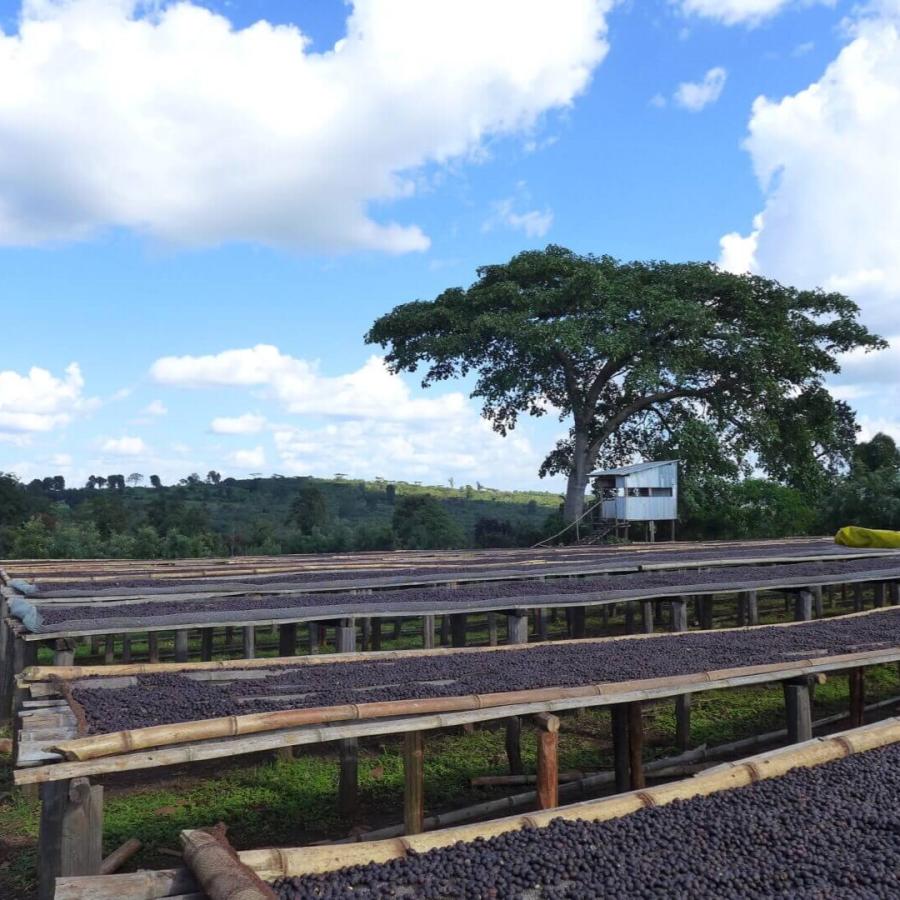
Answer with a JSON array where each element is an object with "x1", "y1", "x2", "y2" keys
[{"x1": 366, "y1": 246, "x2": 883, "y2": 522}]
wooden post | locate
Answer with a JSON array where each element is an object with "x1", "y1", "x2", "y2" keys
[
  {"x1": 533, "y1": 713, "x2": 560, "y2": 810},
  {"x1": 611, "y1": 704, "x2": 630, "y2": 793},
  {"x1": 148, "y1": 632, "x2": 159, "y2": 664},
  {"x1": 392, "y1": 619, "x2": 402, "y2": 640},
  {"x1": 422, "y1": 615, "x2": 435, "y2": 650},
  {"x1": 308, "y1": 622, "x2": 320, "y2": 655},
  {"x1": 873, "y1": 582, "x2": 886, "y2": 608},
  {"x1": 572, "y1": 607, "x2": 586, "y2": 639},
  {"x1": 174, "y1": 630, "x2": 189, "y2": 663},
  {"x1": 624, "y1": 604, "x2": 636, "y2": 634},
  {"x1": 361, "y1": 618, "x2": 371, "y2": 651},
  {"x1": 224, "y1": 626, "x2": 234, "y2": 649},
  {"x1": 743, "y1": 590, "x2": 759, "y2": 626},
  {"x1": 794, "y1": 589, "x2": 814, "y2": 622},
  {"x1": 853, "y1": 583, "x2": 864, "y2": 612},
  {"x1": 889, "y1": 582, "x2": 900, "y2": 606},
  {"x1": 506, "y1": 610, "x2": 529, "y2": 645},
  {"x1": 242, "y1": 626, "x2": 255, "y2": 659},
  {"x1": 849, "y1": 668, "x2": 865, "y2": 728},
  {"x1": 450, "y1": 614, "x2": 467, "y2": 648},
  {"x1": 200, "y1": 629, "x2": 214, "y2": 662},
  {"x1": 783, "y1": 677, "x2": 813, "y2": 743},
  {"x1": 535, "y1": 608, "x2": 548, "y2": 642},
  {"x1": 121, "y1": 635, "x2": 132, "y2": 664},
  {"x1": 700, "y1": 595, "x2": 714, "y2": 630},
  {"x1": 487, "y1": 613, "x2": 498, "y2": 647},
  {"x1": 812, "y1": 585, "x2": 824, "y2": 618},
  {"x1": 370, "y1": 619, "x2": 382, "y2": 652},
  {"x1": 627, "y1": 702, "x2": 645, "y2": 790},
  {"x1": 440, "y1": 616, "x2": 450, "y2": 646},
  {"x1": 38, "y1": 778, "x2": 103, "y2": 900},
  {"x1": 671, "y1": 597, "x2": 691, "y2": 751},
  {"x1": 53, "y1": 639, "x2": 76, "y2": 667},
  {"x1": 403, "y1": 731, "x2": 425, "y2": 835},
  {"x1": 337, "y1": 620, "x2": 358, "y2": 821},
  {"x1": 505, "y1": 716, "x2": 524, "y2": 776},
  {"x1": 278, "y1": 623, "x2": 297, "y2": 657},
  {"x1": 640, "y1": 601, "x2": 654, "y2": 634},
  {"x1": 103, "y1": 635, "x2": 115, "y2": 665}
]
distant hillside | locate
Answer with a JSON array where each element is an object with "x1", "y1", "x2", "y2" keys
[{"x1": 0, "y1": 472, "x2": 565, "y2": 558}]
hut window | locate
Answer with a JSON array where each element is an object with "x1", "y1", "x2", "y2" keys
[{"x1": 650, "y1": 487, "x2": 673, "y2": 497}]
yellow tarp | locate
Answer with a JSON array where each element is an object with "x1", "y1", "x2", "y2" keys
[{"x1": 835, "y1": 526, "x2": 900, "y2": 548}]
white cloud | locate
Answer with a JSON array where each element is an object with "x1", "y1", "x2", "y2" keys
[
  {"x1": 210, "y1": 413, "x2": 267, "y2": 435},
  {"x1": 151, "y1": 346, "x2": 468, "y2": 421},
  {"x1": 229, "y1": 446, "x2": 266, "y2": 469},
  {"x1": 50, "y1": 453, "x2": 72, "y2": 467},
  {"x1": 483, "y1": 197, "x2": 554, "y2": 237},
  {"x1": 101, "y1": 436, "x2": 149, "y2": 456},
  {"x1": 676, "y1": 1, "x2": 831, "y2": 26},
  {"x1": 0, "y1": 0, "x2": 611, "y2": 252},
  {"x1": 143, "y1": 400, "x2": 167, "y2": 417},
  {"x1": 674, "y1": 67, "x2": 727, "y2": 111},
  {"x1": 0, "y1": 362, "x2": 88, "y2": 436},
  {"x1": 719, "y1": 5, "x2": 900, "y2": 333}
]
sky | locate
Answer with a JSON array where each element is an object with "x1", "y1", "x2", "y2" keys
[{"x1": 0, "y1": 0, "x2": 898, "y2": 492}]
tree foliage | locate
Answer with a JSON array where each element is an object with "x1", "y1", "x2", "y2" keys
[{"x1": 367, "y1": 245, "x2": 883, "y2": 520}]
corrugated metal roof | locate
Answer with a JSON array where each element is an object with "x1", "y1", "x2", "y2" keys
[{"x1": 590, "y1": 459, "x2": 679, "y2": 477}]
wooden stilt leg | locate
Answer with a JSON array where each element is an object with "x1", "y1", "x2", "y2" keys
[
  {"x1": 450, "y1": 614, "x2": 467, "y2": 648},
  {"x1": 200, "y1": 629, "x2": 214, "y2": 662},
  {"x1": 812, "y1": 586, "x2": 824, "y2": 618},
  {"x1": 337, "y1": 620, "x2": 358, "y2": 820},
  {"x1": 640, "y1": 601, "x2": 654, "y2": 634},
  {"x1": 148, "y1": 632, "x2": 159, "y2": 664},
  {"x1": 784, "y1": 677, "x2": 813, "y2": 743},
  {"x1": 794, "y1": 589, "x2": 813, "y2": 622},
  {"x1": 307, "y1": 622, "x2": 320, "y2": 655},
  {"x1": 173, "y1": 630, "x2": 188, "y2": 663},
  {"x1": 53, "y1": 639, "x2": 76, "y2": 667},
  {"x1": 422, "y1": 615, "x2": 435, "y2": 650},
  {"x1": 572, "y1": 607, "x2": 586, "y2": 639},
  {"x1": 487, "y1": 613, "x2": 498, "y2": 647},
  {"x1": 403, "y1": 731, "x2": 425, "y2": 835},
  {"x1": 745, "y1": 590, "x2": 759, "y2": 626},
  {"x1": 103, "y1": 635, "x2": 115, "y2": 664},
  {"x1": 624, "y1": 604, "x2": 635, "y2": 634},
  {"x1": 38, "y1": 778, "x2": 103, "y2": 900},
  {"x1": 627, "y1": 702, "x2": 645, "y2": 790},
  {"x1": 853, "y1": 583, "x2": 863, "y2": 611},
  {"x1": 361, "y1": 618, "x2": 371, "y2": 652},
  {"x1": 611, "y1": 705, "x2": 630, "y2": 793},
  {"x1": 505, "y1": 716, "x2": 523, "y2": 776},
  {"x1": 671, "y1": 597, "x2": 691, "y2": 750},
  {"x1": 242, "y1": 626, "x2": 255, "y2": 659},
  {"x1": 849, "y1": 668, "x2": 865, "y2": 728},
  {"x1": 121, "y1": 635, "x2": 132, "y2": 664},
  {"x1": 278, "y1": 623, "x2": 297, "y2": 657},
  {"x1": 534, "y1": 713, "x2": 560, "y2": 810},
  {"x1": 535, "y1": 608, "x2": 548, "y2": 642},
  {"x1": 889, "y1": 582, "x2": 900, "y2": 606},
  {"x1": 873, "y1": 583, "x2": 886, "y2": 608},
  {"x1": 370, "y1": 619, "x2": 382, "y2": 651},
  {"x1": 506, "y1": 611, "x2": 528, "y2": 645},
  {"x1": 440, "y1": 616, "x2": 450, "y2": 646}
]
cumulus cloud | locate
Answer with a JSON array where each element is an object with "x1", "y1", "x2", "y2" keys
[
  {"x1": 674, "y1": 67, "x2": 727, "y2": 111},
  {"x1": 210, "y1": 413, "x2": 267, "y2": 435},
  {"x1": 0, "y1": 362, "x2": 89, "y2": 437},
  {"x1": 719, "y1": 5, "x2": 900, "y2": 333},
  {"x1": 151, "y1": 346, "x2": 468, "y2": 421},
  {"x1": 142, "y1": 400, "x2": 167, "y2": 417},
  {"x1": 101, "y1": 435, "x2": 149, "y2": 456},
  {"x1": 676, "y1": 1, "x2": 831, "y2": 26},
  {"x1": 0, "y1": 0, "x2": 610, "y2": 252},
  {"x1": 483, "y1": 198, "x2": 554, "y2": 238},
  {"x1": 229, "y1": 446, "x2": 266, "y2": 469}
]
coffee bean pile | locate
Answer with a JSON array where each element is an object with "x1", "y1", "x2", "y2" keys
[
  {"x1": 36, "y1": 540, "x2": 877, "y2": 595},
  {"x1": 71, "y1": 607, "x2": 900, "y2": 734},
  {"x1": 35, "y1": 557, "x2": 900, "y2": 632},
  {"x1": 272, "y1": 741, "x2": 900, "y2": 898}
]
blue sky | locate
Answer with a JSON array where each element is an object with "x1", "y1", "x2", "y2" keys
[{"x1": 0, "y1": 0, "x2": 897, "y2": 491}]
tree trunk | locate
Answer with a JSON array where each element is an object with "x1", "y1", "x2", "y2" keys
[{"x1": 563, "y1": 430, "x2": 592, "y2": 523}]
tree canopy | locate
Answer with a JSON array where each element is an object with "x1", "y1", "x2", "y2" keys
[{"x1": 367, "y1": 245, "x2": 884, "y2": 520}]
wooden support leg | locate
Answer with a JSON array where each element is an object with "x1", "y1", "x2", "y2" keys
[
  {"x1": 627, "y1": 702, "x2": 645, "y2": 790},
  {"x1": 783, "y1": 677, "x2": 813, "y2": 743},
  {"x1": 889, "y1": 582, "x2": 900, "y2": 606},
  {"x1": 794, "y1": 590, "x2": 814, "y2": 622},
  {"x1": 392, "y1": 619, "x2": 402, "y2": 640},
  {"x1": 812, "y1": 586, "x2": 824, "y2": 618},
  {"x1": 278, "y1": 623, "x2": 298, "y2": 657},
  {"x1": 422, "y1": 615, "x2": 435, "y2": 650},
  {"x1": 440, "y1": 616, "x2": 450, "y2": 646},
  {"x1": 242, "y1": 626, "x2": 255, "y2": 659},
  {"x1": 224, "y1": 626, "x2": 234, "y2": 649},
  {"x1": 38, "y1": 778, "x2": 103, "y2": 900},
  {"x1": 640, "y1": 601, "x2": 654, "y2": 634},
  {"x1": 337, "y1": 619, "x2": 356, "y2": 654},
  {"x1": 200, "y1": 629, "x2": 214, "y2": 662},
  {"x1": 450, "y1": 614, "x2": 467, "y2": 648},
  {"x1": 148, "y1": 632, "x2": 159, "y2": 664},
  {"x1": 103, "y1": 635, "x2": 115, "y2": 665},
  {"x1": 505, "y1": 715, "x2": 524, "y2": 776},
  {"x1": 121, "y1": 635, "x2": 132, "y2": 664},
  {"x1": 611, "y1": 705, "x2": 630, "y2": 793},
  {"x1": 873, "y1": 582, "x2": 886, "y2": 608},
  {"x1": 339, "y1": 739, "x2": 358, "y2": 821},
  {"x1": 361, "y1": 618, "x2": 371, "y2": 652},
  {"x1": 744, "y1": 590, "x2": 759, "y2": 626},
  {"x1": 370, "y1": 619, "x2": 382, "y2": 652},
  {"x1": 533, "y1": 713, "x2": 560, "y2": 810},
  {"x1": 572, "y1": 607, "x2": 586, "y2": 639},
  {"x1": 737, "y1": 593, "x2": 746, "y2": 627},
  {"x1": 403, "y1": 731, "x2": 425, "y2": 835},
  {"x1": 700, "y1": 595, "x2": 714, "y2": 630},
  {"x1": 487, "y1": 613, "x2": 498, "y2": 647},
  {"x1": 307, "y1": 622, "x2": 320, "y2": 655},
  {"x1": 506, "y1": 610, "x2": 529, "y2": 645},
  {"x1": 849, "y1": 667, "x2": 865, "y2": 728},
  {"x1": 670, "y1": 598, "x2": 688, "y2": 633},
  {"x1": 174, "y1": 630, "x2": 189, "y2": 663},
  {"x1": 89, "y1": 636, "x2": 101, "y2": 656},
  {"x1": 670, "y1": 598, "x2": 691, "y2": 750},
  {"x1": 535, "y1": 608, "x2": 548, "y2": 642},
  {"x1": 53, "y1": 639, "x2": 76, "y2": 667},
  {"x1": 853, "y1": 583, "x2": 864, "y2": 612},
  {"x1": 624, "y1": 604, "x2": 636, "y2": 634}
]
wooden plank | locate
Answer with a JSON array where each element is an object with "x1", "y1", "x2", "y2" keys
[{"x1": 403, "y1": 731, "x2": 425, "y2": 835}]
